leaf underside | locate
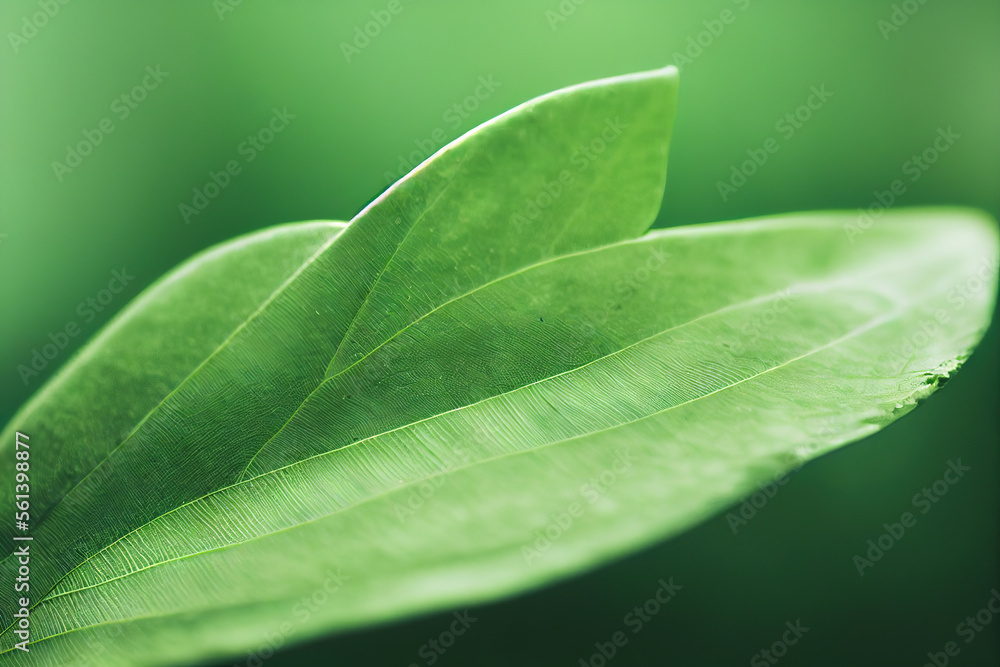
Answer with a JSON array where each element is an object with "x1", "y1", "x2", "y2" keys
[{"x1": 1, "y1": 66, "x2": 997, "y2": 666}]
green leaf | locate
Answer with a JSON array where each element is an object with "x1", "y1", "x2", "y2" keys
[{"x1": 2, "y1": 66, "x2": 997, "y2": 667}]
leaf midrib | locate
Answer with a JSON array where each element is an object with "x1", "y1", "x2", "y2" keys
[
  {"x1": 3, "y1": 274, "x2": 799, "y2": 645},
  {"x1": 0, "y1": 217, "x2": 861, "y2": 552},
  {"x1": 10, "y1": 302, "x2": 910, "y2": 653},
  {"x1": 0, "y1": 219, "x2": 936, "y2": 649},
  {"x1": 25, "y1": 260, "x2": 919, "y2": 614}
]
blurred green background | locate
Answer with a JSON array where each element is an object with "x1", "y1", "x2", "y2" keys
[{"x1": 1, "y1": 0, "x2": 997, "y2": 665}]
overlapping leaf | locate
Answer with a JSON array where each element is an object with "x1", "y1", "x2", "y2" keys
[{"x1": 1, "y1": 67, "x2": 996, "y2": 666}]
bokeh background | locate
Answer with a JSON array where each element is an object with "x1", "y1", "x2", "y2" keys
[{"x1": 1, "y1": 1, "x2": 998, "y2": 665}]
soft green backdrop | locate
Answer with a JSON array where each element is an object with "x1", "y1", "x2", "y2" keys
[{"x1": 1, "y1": 1, "x2": 997, "y2": 665}]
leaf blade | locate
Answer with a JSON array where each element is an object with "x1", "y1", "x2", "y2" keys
[{"x1": 0, "y1": 65, "x2": 996, "y2": 667}]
